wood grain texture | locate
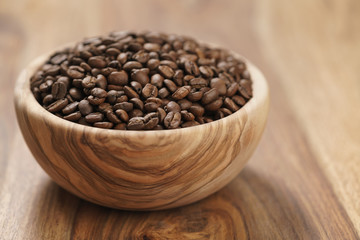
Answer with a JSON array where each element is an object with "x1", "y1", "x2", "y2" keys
[
  {"x1": 14, "y1": 48, "x2": 269, "y2": 210},
  {"x1": 1, "y1": 0, "x2": 360, "y2": 239}
]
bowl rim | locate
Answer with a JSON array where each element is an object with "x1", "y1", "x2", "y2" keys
[{"x1": 14, "y1": 40, "x2": 269, "y2": 138}]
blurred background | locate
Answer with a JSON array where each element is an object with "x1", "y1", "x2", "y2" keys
[{"x1": 1, "y1": 0, "x2": 360, "y2": 239}]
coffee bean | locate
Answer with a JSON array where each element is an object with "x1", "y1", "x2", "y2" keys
[
  {"x1": 127, "y1": 117, "x2": 145, "y2": 130},
  {"x1": 157, "y1": 107, "x2": 166, "y2": 123},
  {"x1": 178, "y1": 99, "x2": 192, "y2": 110},
  {"x1": 165, "y1": 101, "x2": 181, "y2": 113},
  {"x1": 173, "y1": 69, "x2": 184, "y2": 86},
  {"x1": 184, "y1": 61, "x2": 200, "y2": 76},
  {"x1": 199, "y1": 66, "x2": 214, "y2": 78},
  {"x1": 129, "y1": 109, "x2": 144, "y2": 118},
  {"x1": 131, "y1": 69, "x2": 149, "y2": 86},
  {"x1": 82, "y1": 76, "x2": 96, "y2": 88},
  {"x1": 181, "y1": 110, "x2": 195, "y2": 121},
  {"x1": 158, "y1": 87, "x2": 170, "y2": 99},
  {"x1": 144, "y1": 43, "x2": 161, "y2": 52},
  {"x1": 63, "y1": 111, "x2": 81, "y2": 122},
  {"x1": 107, "y1": 85, "x2": 123, "y2": 91},
  {"x1": 57, "y1": 76, "x2": 70, "y2": 89},
  {"x1": 106, "y1": 111, "x2": 121, "y2": 124},
  {"x1": 88, "y1": 56, "x2": 107, "y2": 68},
  {"x1": 115, "y1": 109, "x2": 129, "y2": 122},
  {"x1": 117, "y1": 52, "x2": 128, "y2": 64},
  {"x1": 163, "y1": 79, "x2": 177, "y2": 92},
  {"x1": 147, "y1": 59, "x2": 160, "y2": 70},
  {"x1": 210, "y1": 78, "x2": 227, "y2": 96},
  {"x1": 172, "y1": 86, "x2": 191, "y2": 100},
  {"x1": 164, "y1": 111, "x2": 181, "y2": 129},
  {"x1": 51, "y1": 81, "x2": 67, "y2": 100},
  {"x1": 187, "y1": 90, "x2": 203, "y2": 102},
  {"x1": 143, "y1": 112, "x2": 159, "y2": 130},
  {"x1": 205, "y1": 98, "x2": 223, "y2": 111},
  {"x1": 158, "y1": 65, "x2": 174, "y2": 79},
  {"x1": 232, "y1": 95, "x2": 246, "y2": 106},
  {"x1": 151, "y1": 74, "x2": 164, "y2": 88},
  {"x1": 107, "y1": 71, "x2": 127, "y2": 85},
  {"x1": 69, "y1": 88, "x2": 83, "y2": 101},
  {"x1": 106, "y1": 47, "x2": 120, "y2": 56},
  {"x1": 114, "y1": 123, "x2": 127, "y2": 130},
  {"x1": 129, "y1": 81, "x2": 142, "y2": 94},
  {"x1": 201, "y1": 88, "x2": 219, "y2": 105},
  {"x1": 220, "y1": 107, "x2": 232, "y2": 116},
  {"x1": 226, "y1": 82, "x2": 239, "y2": 97},
  {"x1": 224, "y1": 97, "x2": 239, "y2": 112},
  {"x1": 114, "y1": 102, "x2": 133, "y2": 112},
  {"x1": 85, "y1": 112, "x2": 104, "y2": 123},
  {"x1": 189, "y1": 104, "x2": 204, "y2": 117},
  {"x1": 130, "y1": 98, "x2": 144, "y2": 110},
  {"x1": 123, "y1": 61, "x2": 142, "y2": 71},
  {"x1": 142, "y1": 83, "x2": 158, "y2": 98},
  {"x1": 62, "y1": 101, "x2": 79, "y2": 115},
  {"x1": 124, "y1": 86, "x2": 139, "y2": 99},
  {"x1": 91, "y1": 88, "x2": 107, "y2": 98},
  {"x1": 189, "y1": 78, "x2": 207, "y2": 89},
  {"x1": 133, "y1": 50, "x2": 149, "y2": 64},
  {"x1": 78, "y1": 100, "x2": 93, "y2": 115},
  {"x1": 47, "y1": 98, "x2": 69, "y2": 113},
  {"x1": 93, "y1": 122, "x2": 114, "y2": 129},
  {"x1": 42, "y1": 94, "x2": 54, "y2": 106},
  {"x1": 181, "y1": 121, "x2": 200, "y2": 128}
]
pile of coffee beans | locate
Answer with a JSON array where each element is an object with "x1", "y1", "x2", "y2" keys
[{"x1": 30, "y1": 31, "x2": 253, "y2": 130}]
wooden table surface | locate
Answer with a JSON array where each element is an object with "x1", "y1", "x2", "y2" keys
[{"x1": 1, "y1": 0, "x2": 359, "y2": 239}]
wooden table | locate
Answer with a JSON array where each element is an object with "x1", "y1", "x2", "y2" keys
[{"x1": 1, "y1": 0, "x2": 359, "y2": 239}]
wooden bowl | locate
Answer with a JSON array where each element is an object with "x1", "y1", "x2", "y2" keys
[{"x1": 14, "y1": 47, "x2": 269, "y2": 210}]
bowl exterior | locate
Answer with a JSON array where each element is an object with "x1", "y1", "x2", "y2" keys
[{"x1": 14, "y1": 54, "x2": 269, "y2": 210}]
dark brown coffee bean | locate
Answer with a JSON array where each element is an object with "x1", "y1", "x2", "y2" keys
[
  {"x1": 210, "y1": 78, "x2": 227, "y2": 96},
  {"x1": 226, "y1": 82, "x2": 239, "y2": 97},
  {"x1": 123, "y1": 86, "x2": 139, "y2": 99},
  {"x1": 224, "y1": 97, "x2": 239, "y2": 112},
  {"x1": 201, "y1": 88, "x2": 219, "y2": 105},
  {"x1": 39, "y1": 80, "x2": 53, "y2": 93},
  {"x1": 51, "y1": 81, "x2": 67, "y2": 100},
  {"x1": 62, "y1": 101, "x2": 79, "y2": 115},
  {"x1": 130, "y1": 98, "x2": 144, "y2": 110},
  {"x1": 116, "y1": 95, "x2": 128, "y2": 103},
  {"x1": 114, "y1": 102, "x2": 133, "y2": 112},
  {"x1": 163, "y1": 79, "x2": 177, "y2": 92},
  {"x1": 98, "y1": 103, "x2": 112, "y2": 113},
  {"x1": 184, "y1": 61, "x2": 200, "y2": 76},
  {"x1": 87, "y1": 95, "x2": 105, "y2": 105},
  {"x1": 82, "y1": 76, "x2": 96, "y2": 88},
  {"x1": 93, "y1": 122, "x2": 114, "y2": 129},
  {"x1": 159, "y1": 60, "x2": 177, "y2": 70},
  {"x1": 57, "y1": 76, "x2": 70, "y2": 89},
  {"x1": 78, "y1": 117, "x2": 91, "y2": 126},
  {"x1": 158, "y1": 65, "x2": 174, "y2": 79},
  {"x1": 178, "y1": 99, "x2": 192, "y2": 110},
  {"x1": 232, "y1": 95, "x2": 246, "y2": 106},
  {"x1": 164, "y1": 111, "x2": 181, "y2": 129},
  {"x1": 187, "y1": 90, "x2": 203, "y2": 102},
  {"x1": 50, "y1": 53, "x2": 67, "y2": 65},
  {"x1": 183, "y1": 75, "x2": 195, "y2": 85},
  {"x1": 79, "y1": 62, "x2": 92, "y2": 72},
  {"x1": 241, "y1": 69, "x2": 250, "y2": 79},
  {"x1": 91, "y1": 88, "x2": 107, "y2": 98},
  {"x1": 173, "y1": 69, "x2": 184, "y2": 86},
  {"x1": 127, "y1": 117, "x2": 145, "y2": 130},
  {"x1": 196, "y1": 116, "x2": 205, "y2": 124},
  {"x1": 142, "y1": 83, "x2": 158, "y2": 98},
  {"x1": 78, "y1": 100, "x2": 93, "y2": 115},
  {"x1": 199, "y1": 66, "x2": 214, "y2": 78},
  {"x1": 114, "y1": 123, "x2": 127, "y2": 130},
  {"x1": 205, "y1": 98, "x2": 223, "y2": 111},
  {"x1": 115, "y1": 109, "x2": 129, "y2": 122},
  {"x1": 172, "y1": 86, "x2": 191, "y2": 100},
  {"x1": 85, "y1": 112, "x2": 104, "y2": 123},
  {"x1": 69, "y1": 88, "x2": 83, "y2": 101},
  {"x1": 106, "y1": 111, "x2": 121, "y2": 124},
  {"x1": 157, "y1": 108, "x2": 166, "y2": 123},
  {"x1": 132, "y1": 50, "x2": 149, "y2": 64},
  {"x1": 165, "y1": 101, "x2": 181, "y2": 113},
  {"x1": 106, "y1": 47, "x2": 120, "y2": 56},
  {"x1": 147, "y1": 59, "x2": 160, "y2": 70},
  {"x1": 42, "y1": 94, "x2": 54, "y2": 106},
  {"x1": 47, "y1": 98, "x2": 69, "y2": 113},
  {"x1": 130, "y1": 81, "x2": 142, "y2": 94},
  {"x1": 107, "y1": 85, "x2": 123, "y2": 91},
  {"x1": 181, "y1": 121, "x2": 200, "y2": 128},
  {"x1": 220, "y1": 107, "x2": 232, "y2": 116},
  {"x1": 117, "y1": 52, "x2": 128, "y2": 64},
  {"x1": 131, "y1": 69, "x2": 149, "y2": 86},
  {"x1": 144, "y1": 43, "x2": 161, "y2": 52},
  {"x1": 151, "y1": 74, "x2": 164, "y2": 88},
  {"x1": 128, "y1": 109, "x2": 144, "y2": 118},
  {"x1": 123, "y1": 61, "x2": 142, "y2": 71},
  {"x1": 108, "y1": 71, "x2": 128, "y2": 85},
  {"x1": 158, "y1": 87, "x2": 170, "y2": 99},
  {"x1": 44, "y1": 65, "x2": 60, "y2": 76},
  {"x1": 72, "y1": 79, "x2": 83, "y2": 88},
  {"x1": 189, "y1": 104, "x2": 204, "y2": 117},
  {"x1": 88, "y1": 56, "x2": 107, "y2": 68},
  {"x1": 143, "y1": 112, "x2": 159, "y2": 130},
  {"x1": 63, "y1": 111, "x2": 81, "y2": 122},
  {"x1": 181, "y1": 110, "x2": 195, "y2": 121},
  {"x1": 189, "y1": 78, "x2": 207, "y2": 89}
]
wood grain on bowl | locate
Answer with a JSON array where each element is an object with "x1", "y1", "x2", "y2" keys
[{"x1": 14, "y1": 51, "x2": 269, "y2": 210}]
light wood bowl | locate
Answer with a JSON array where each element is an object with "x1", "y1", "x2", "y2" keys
[{"x1": 14, "y1": 46, "x2": 269, "y2": 210}]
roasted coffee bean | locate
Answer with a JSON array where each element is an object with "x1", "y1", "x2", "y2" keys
[
  {"x1": 85, "y1": 112, "x2": 104, "y2": 123},
  {"x1": 127, "y1": 117, "x2": 145, "y2": 130},
  {"x1": 51, "y1": 81, "x2": 67, "y2": 100},
  {"x1": 164, "y1": 111, "x2": 181, "y2": 129},
  {"x1": 163, "y1": 79, "x2": 177, "y2": 92},
  {"x1": 64, "y1": 111, "x2": 82, "y2": 122},
  {"x1": 158, "y1": 65, "x2": 174, "y2": 79},
  {"x1": 69, "y1": 88, "x2": 83, "y2": 101},
  {"x1": 114, "y1": 102, "x2": 133, "y2": 112},
  {"x1": 78, "y1": 100, "x2": 93, "y2": 115},
  {"x1": 205, "y1": 98, "x2": 223, "y2": 111},
  {"x1": 93, "y1": 122, "x2": 114, "y2": 129},
  {"x1": 201, "y1": 88, "x2": 219, "y2": 105},
  {"x1": 62, "y1": 101, "x2": 79, "y2": 115},
  {"x1": 47, "y1": 98, "x2": 68, "y2": 113},
  {"x1": 88, "y1": 56, "x2": 107, "y2": 68},
  {"x1": 178, "y1": 99, "x2": 192, "y2": 110},
  {"x1": 131, "y1": 69, "x2": 149, "y2": 86},
  {"x1": 142, "y1": 83, "x2": 158, "y2": 98},
  {"x1": 82, "y1": 76, "x2": 96, "y2": 88},
  {"x1": 32, "y1": 31, "x2": 252, "y2": 130},
  {"x1": 224, "y1": 97, "x2": 239, "y2": 112},
  {"x1": 123, "y1": 61, "x2": 142, "y2": 71},
  {"x1": 130, "y1": 98, "x2": 144, "y2": 110},
  {"x1": 189, "y1": 104, "x2": 205, "y2": 117},
  {"x1": 210, "y1": 78, "x2": 227, "y2": 96}
]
